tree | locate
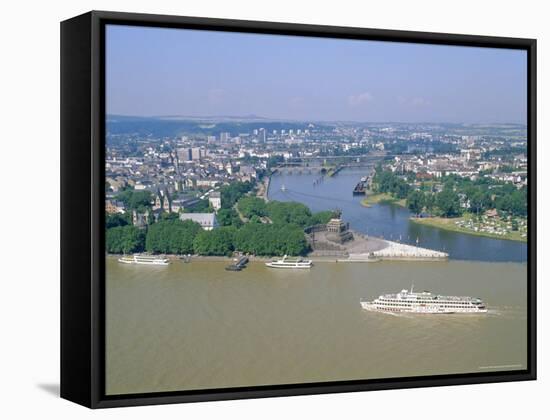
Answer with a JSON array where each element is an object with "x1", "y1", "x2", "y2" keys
[
  {"x1": 216, "y1": 208, "x2": 243, "y2": 227},
  {"x1": 308, "y1": 210, "x2": 335, "y2": 226},
  {"x1": 117, "y1": 190, "x2": 153, "y2": 210},
  {"x1": 220, "y1": 181, "x2": 254, "y2": 209},
  {"x1": 407, "y1": 190, "x2": 425, "y2": 216},
  {"x1": 183, "y1": 198, "x2": 212, "y2": 213},
  {"x1": 233, "y1": 223, "x2": 309, "y2": 256},
  {"x1": 145, "y1": 219, "x2": 201, "y2": 254},
  {"x1": 424, "y1": 193, "x2": 436, "y2": 213},
  {"x1": 266, "y1": 201, "x2": 311, "y2": 226},
  {"x1": 105, "y1": 212, "x2": 130, "y2": 228},
  {"x1": 469, "y1": 190, "x2": 485, "y2": 216},
  {"x1": 436, "y1": 188, "x2": 462, "y2": 217},
  {"x1": 193, "y1": 227, "x2": 236, "y2": 256},
  {"x1": 237, "y1": 197, "x2": 267, "y2": 218},
  {"x1": 106, "y1": 225, "x2": 145, "y2": 254}
]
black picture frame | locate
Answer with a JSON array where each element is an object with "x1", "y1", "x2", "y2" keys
[{"x1": 60, "y1": 10, "x2": 537, "y2": 409}]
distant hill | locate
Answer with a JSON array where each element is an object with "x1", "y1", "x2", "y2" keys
[{"x1": 106, "y1": 114, "x2": 321, "y2": 138}]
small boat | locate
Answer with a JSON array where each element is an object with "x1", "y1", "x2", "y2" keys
[
  {"x1": 281, "y1": 184, "x2": 287, "y2": 192},
  {"x1": 265, "y1": 255, "x2": 312, "y2": 269},
  {"x1": 118, "y1": 254, "x2": 170, "y2": 265}
]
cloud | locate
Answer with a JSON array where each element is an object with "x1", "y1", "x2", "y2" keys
[{"x1": 348, "y1": 92, "x2": 374, "y2": 107}]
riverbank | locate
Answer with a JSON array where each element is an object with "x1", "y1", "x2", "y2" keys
[
  {"x1": 410, "y1": 216, "x2": 527, "y2": 243},
  {"x1": 361, "y1": 192, "x2": 406, "y2": 208}
]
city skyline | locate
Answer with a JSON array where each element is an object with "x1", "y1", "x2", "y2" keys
[{"x1": 107, "y1": 25, "x2": 527, "y2": 124}]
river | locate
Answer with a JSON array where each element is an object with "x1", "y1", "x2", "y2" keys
[
  {"x1": 268, "y1": 168, "x2": 527, "y2": 262},
  {"x1": 106, "y1": 257, "x2": 527, "y2": 395},
  {"x1": 105, "y1": 168, "x2": 527, "y2": 395}
]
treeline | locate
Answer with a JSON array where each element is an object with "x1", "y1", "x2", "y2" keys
[
  {"x1": 405, "y1": 175, "x2": 527, "y2": 218},
  {"x1": 372, "y1": 167, "x2": 526, "y2": 218},
  {"x1": 372, "y1": 168, "x2": 411, "y2": 199},
  {"x1": 237, "y1": 197, "x2": 334, "y2": 227},
  {"x1": 219, "y1": 181, "x2": 254, "y2": 209},
  {"x1": 106, "y1": 214, "x2": 312, "y2": 256}
]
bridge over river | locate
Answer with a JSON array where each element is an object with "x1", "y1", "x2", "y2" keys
[{"x1": 273, "y1": 153, "x2": 391, "y2": 175}]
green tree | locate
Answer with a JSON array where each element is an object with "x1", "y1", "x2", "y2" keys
[
  {"x1": 183, "y1": 198, "x2": 212, "y2": 213},
  {"x1": 145, "y1": 219, "x2": 201, "y2": 254},
  {"x1": 308, "y1": 210, "x2": 335, "y2": 226},
  {"x1": 220, "y1": 181, "x2": 254, "y2": 209},
  {"x1": 216, "y1": 208, "x2": 243, "y2": 227},
  {"x1": 105, "y1": 212, "x2": 130, "y2": 229},
  {"x1": 233, "y1": 223, "x2": 309, "y2": 256},
  {"x1": 193, "y1": 227, "x2": 236, "y2": 256},
  {"x1": 436, "y1": 188, "x2": 462, "y2": 217},
  {"x1": 106, "y1": 225, "x2": 145, "y2": 254},
  {"x1": 266, "y1": 201, "x2": 312, "y2": 226},
  {"x1": 237, "y1": 197, "x2": 267, "y2": 219},
  {"x1": 117, "y1": 190, "x2": 153, "y2": 210},
  {"x1": 406, "y1": 190, "x2": 425, "y2": 216}
]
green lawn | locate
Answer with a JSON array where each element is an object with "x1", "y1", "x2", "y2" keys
[{"x1": 361, "y1": 192, "x2": 406, "y2": 208}]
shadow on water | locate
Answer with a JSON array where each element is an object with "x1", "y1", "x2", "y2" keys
[{"x1": 37, "y1": 383, "x2": 59, "y2": 397}]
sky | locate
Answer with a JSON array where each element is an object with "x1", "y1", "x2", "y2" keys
[{"x1": 106, "y1": 24, "x2": 527, "y2": 124}]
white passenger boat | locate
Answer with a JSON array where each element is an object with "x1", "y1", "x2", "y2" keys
[
  {"x1": 118, "y1": 254, "x2": 170, "y2": 266},
  {"x1": 265, "y1": 255, "x2": 312, "y2": 269},
  {"x1": 361, "y1": 286, "x2": 487, "y2": 314}
]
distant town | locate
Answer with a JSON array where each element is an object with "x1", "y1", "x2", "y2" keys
[{"x1": 105, "y1": 117, "x2": 528, "y2": 256}]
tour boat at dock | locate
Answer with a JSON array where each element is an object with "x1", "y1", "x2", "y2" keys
[
  {"x1": 265, "y1": 255, "x2": 312, "y2": 269},
  {"x1": 361, "y1": 286, "x2": 487, "y2": 314},
  {"x1": 118, "y1": 254, "x2": 170, "y2": 266}
]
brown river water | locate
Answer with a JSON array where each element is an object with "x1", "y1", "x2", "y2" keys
[{"x1": 106, "y1": 257, "x2": 527, "y2": 395}]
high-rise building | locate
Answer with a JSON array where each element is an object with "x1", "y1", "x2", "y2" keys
[
  {"x1": 259, "y1": 128, "x2": 266, "y2": 143},
  {"x1": 191, "y1": 147, "x2": 202, "y2": 161},
  {"x1": 220, "y1": 132, "x2": 230, "y2": 142},
  {"x1": 177, "y1": 147, "x2": 192, "y2": 162}
]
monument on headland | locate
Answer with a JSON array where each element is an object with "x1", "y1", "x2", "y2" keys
[{"x1": 325, "y1": 217, "x2": 354, "y2": 244}]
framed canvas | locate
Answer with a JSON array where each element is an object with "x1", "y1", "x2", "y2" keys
[{"x1": 60, "y1": 10, "x2": 536, "y2": 408}]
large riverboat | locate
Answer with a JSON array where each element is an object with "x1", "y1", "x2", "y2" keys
[
  {"x1": 361, "y1": 286, "x2": 487, "y2": 314},
  {"x1": 118, "y1": 254, "x2": 170, "y2": 266},
  {"x1": 265, "y1": 255, "x2": 312, "y2": 269}
]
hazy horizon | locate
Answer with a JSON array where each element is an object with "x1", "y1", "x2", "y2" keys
[
  {"x1": 107, "y1": 113, "x2": 526, "y2": 126},
  {"x1": 106, "y1": 25, "x2": 527, "y2": 124}
]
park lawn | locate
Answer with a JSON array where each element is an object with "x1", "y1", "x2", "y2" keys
[
  {"x1": 410, "y1": 215, "x2": 527, "y2": 243},
  {"x1": 361, "y1": 192, "x2": 406, "y2": 208}
]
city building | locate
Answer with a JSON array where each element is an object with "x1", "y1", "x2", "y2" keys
[
  {"x1": 208, "y1": 191, "x2": 222, "y2": 211},
  {"x1": 220, "y1": 132, "x2": 230, "y2": 143},
  {"x1": 179, "y1": 213, "x2": 218, "y2": 230}
]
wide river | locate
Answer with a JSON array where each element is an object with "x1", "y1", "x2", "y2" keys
[
  {"x1": 106, "y1": 258, "x2": 527, "y2": 395},
  {"x1": 106, "y1": 168, "x2": 527, "y2": 395}
]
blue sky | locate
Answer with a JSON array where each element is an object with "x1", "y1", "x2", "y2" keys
[{"x1": 106, "y1": 24, "x2": 527, "y2": 124}]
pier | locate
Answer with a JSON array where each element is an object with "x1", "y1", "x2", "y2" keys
[{"x1": 225, "y1": 255, "x2": 249, "y2": 271}]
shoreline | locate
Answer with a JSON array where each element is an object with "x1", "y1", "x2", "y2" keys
[
  {"x1": 361, "y1": 192, "x2": 406, "y2": 208},
  {"x1": 410, "y1": 216, "x2": 527, "y2": 243}
]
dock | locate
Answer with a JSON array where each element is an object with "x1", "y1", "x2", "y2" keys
[
  {"x1": 352, "y1": 182, "x2": 366, "y2": 195},
  {"x1": 225, "y1": 255, "x2": 249, "y2": 271}
]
